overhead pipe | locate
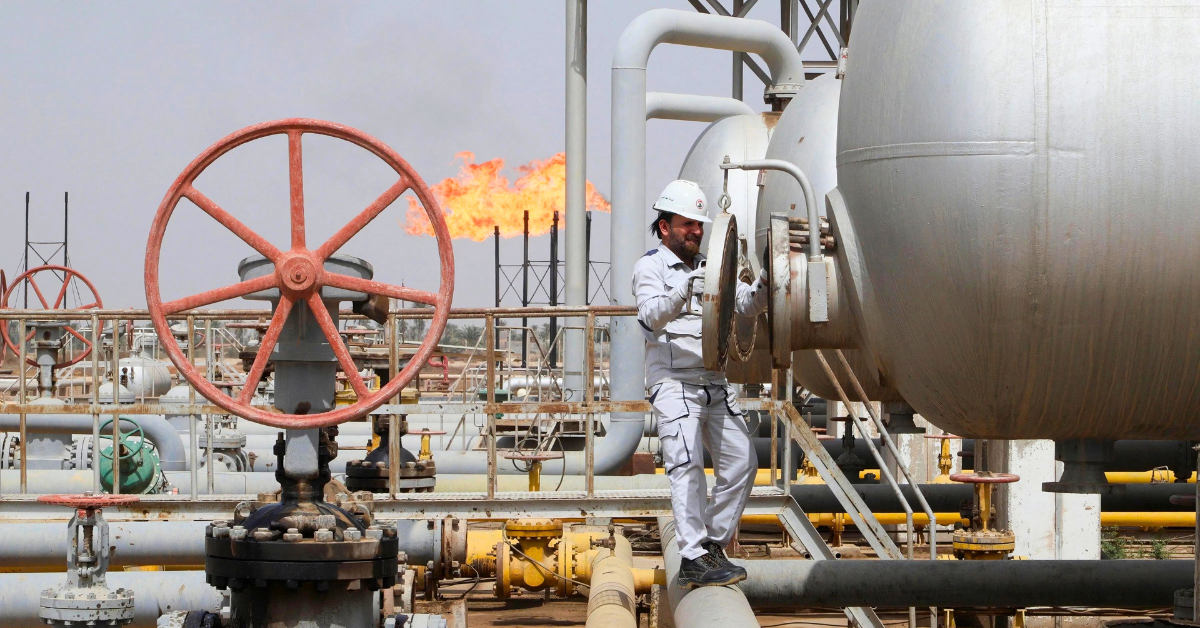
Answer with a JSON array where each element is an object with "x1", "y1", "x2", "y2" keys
[
  {"x1": 0, "y1": 570, "x2": 221, "y2": 628},
  {"x1": 732, "y1": 559, "x2": 1189, "y2": 609},
  {"x1": 658, "y1": 516, "x2": 757, "y2": 627},
  {"x1": 609, "y1": 9, "x2": 805, "y2": 445},
  {"x1": 646, "y1": 92, "x2": 756, "y2": 122},
  {"x1": 0, "y1": 413, "x2": 186, "y2": 471}
]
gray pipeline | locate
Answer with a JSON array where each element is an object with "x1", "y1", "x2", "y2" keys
[
  {"x1": 734, "y1": 558, "x2": 1190, "y2": 609},
  {"x1": 0, "y1": 571, "x2": 222, "y2": 627},
  {"x1": 0, "y1": 519, "x2": 460, "y2": 573},
  {"x1": 609, "y1": 8, "x2": 805, "y2": 441},
  {"x1": 0, "y1": 413, "x2": 186, "y2": 471}
]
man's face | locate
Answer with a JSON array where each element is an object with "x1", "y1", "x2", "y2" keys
[{"x1": 660, "y1": 214, "x2": 705, "y2": 260}]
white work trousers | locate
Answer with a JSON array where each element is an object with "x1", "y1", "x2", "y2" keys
[{"x1": 651, "y1": 380, "x2": 757, "y2": 561}]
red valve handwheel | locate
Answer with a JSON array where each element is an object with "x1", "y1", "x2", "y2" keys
[
  {"x1": 38, "y1": 493, "x2": 140, "y2": 508},
  {"x1": 1, "y1": 265, "x2": 104, "y2": 368},
  {"x1": 145, "y1": 119, "x2": 454, "y2": 430}
]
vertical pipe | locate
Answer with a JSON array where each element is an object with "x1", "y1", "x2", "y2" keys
[
  {"x1": 23, "y1": 193, "x2": 29, "y2": 309},
  {"x1": 564, "y1": 0, "x2": 588, "y2": 402},
  {"x1": 521, "y1": 210, "x2": 530, "y2": 367},
  {"x1": 549, "y1": 211, "x2": 559, "y2": 369},
  {"x1": 112, "y1": 319, "x2": 121, "y2": 495},
  {"x1": 1194, "y1": 446, "x2": 1199, "y2": 621},
  {"x1": 63, "y1": 192, "x2": 69, "y2": 266},
  {"x1": 494, "y1": 226, "x2": 501, "y2": 308},
  {"x1": 732, "y1": 0, "x2": 744, "y2": 100},
  {"x1": 585, "y1": 311, "x2": 595, "y2": 497},
  {"x1": 486, "y1": 313, "x2": 496, "y2": 499},
  {"x1": 205, "y1": 320, "x2": 213, "y2": 494},
  {"x1": 188, "y1": 315, "x2": 197, "y2": 500},
  {"x1": 18, "y1": 318, "x2": 26, "y2": 494},
  {"x1": 91, "y1": 313, "x2": 100, "y2": 493},
  {"x1": 585, "y1": 211, "x2": 592, "y2": 304},
  {"x1": 389, "y1": 415, "x2": 400, "y2": 497}
]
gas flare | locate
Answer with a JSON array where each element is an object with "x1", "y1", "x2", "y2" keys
[{"x1": 404, "y1": 152, "x2": 610, "y2": 241}]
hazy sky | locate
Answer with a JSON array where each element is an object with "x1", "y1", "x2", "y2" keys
[{"x1": 0, "y1": 1, "x2": 812, "y2": 310}]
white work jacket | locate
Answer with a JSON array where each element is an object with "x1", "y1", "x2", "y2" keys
[{"x1": 632, "y1": 245, "x2": 768, "y2": 388}]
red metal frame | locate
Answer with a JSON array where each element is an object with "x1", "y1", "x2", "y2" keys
[
  {"x1": 0, "y1": 264, "x2": 103, "y2": 368},
  {"x1": 949, "y1": 472, "x2": 1020, "y2": 484},
  {"x1": 144, "y1": 119, "x2": 454, "y2": 429}
]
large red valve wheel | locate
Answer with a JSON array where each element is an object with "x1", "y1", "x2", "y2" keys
[
  {"x1": 1, "y1": 265, "x2": 104, "y2": 368},
  {"x1": 145, "y1": 119, "x2": 454, "y2": 430}
]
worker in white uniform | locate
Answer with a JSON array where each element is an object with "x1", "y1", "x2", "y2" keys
[{"x1": 633, "y1": 179, "x2": 769, "y2": 588}]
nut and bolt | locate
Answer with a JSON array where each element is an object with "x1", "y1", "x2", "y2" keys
[
  {"x1": 316, "y1": 514, "x2": 336, "y2": 529},
  {"x1": 229, "y1": 526, "x2": 247, "y2": 541},
  {"x1": 314, "y1": 529, "x2": 334, "y2": 542},
  {"x1": 252, "y1": 528, "x2": 277, "y2": 542},
  {"x1": 366, "y1": 526, "x2": 384, "y2": 540},
  {"x1": 213, "y1": 521, "x2": 230, "y2": 538},
  {"x1": 344, "y1": 528, "x2": 362, "y2": 541},
  {"x1": 283, "y1": 528, "x2": 303, "y2": 543}
]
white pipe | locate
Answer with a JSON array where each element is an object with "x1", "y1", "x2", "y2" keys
[
  {"x1": 0, "y1": 571, "x2": 221, "y2": 627},
  {"x1": 657, "y1": 516, "x2": 757, "y2": 627},
  {"x1": 646, "y1": 92, "x2": 756, "y2": 122},
  {"x1": 609, "y1": 9, "x2": 805, "y2": 424},
  {"x1": 563, "y1": 0, "x2": 589, "y2": 403}
]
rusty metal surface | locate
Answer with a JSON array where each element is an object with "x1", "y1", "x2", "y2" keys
[
  {"x1": 37, "y1": 493, "x2": 139, "y2": 508},
  {"x1": 0, "y1": 264, "x2": 103, "y2": 368},
  {"x1": 143, "y1": 118, "x2": 455, "y2": 429}
]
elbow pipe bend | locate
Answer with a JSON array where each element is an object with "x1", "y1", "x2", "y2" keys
[
  {"x1": 646, "y1": 92, "x2": 756, "y2": 122},
  {"x1": 0, "y1": 413, "x2": 187, "y2": 471},
  {"x1": 614, "y1": 9, "x2": 805, "y2": 93}
]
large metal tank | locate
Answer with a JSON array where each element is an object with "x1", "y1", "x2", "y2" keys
[
  {"x1": 833, "y1": 1, "x2": 1200, "y2": 439},
  {"x1": 758, "y1": 73, "x2": 902, "y2": 403},
  {"x1": 677, "y1": 113, "x2": 774, "y2": 275}
]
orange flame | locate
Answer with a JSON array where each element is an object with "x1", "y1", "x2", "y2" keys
[{"x1": 404, "y1": 152, "x2": 610, "y2": 241}]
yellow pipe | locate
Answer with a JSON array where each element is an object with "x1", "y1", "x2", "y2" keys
[
  {"x1": 1106, "y1": 471, "x2": 1195, "y2": 484},
  {"x1": 1102, "y1": 512, "x2": 1195, "y2": 527},
  {"x1": 655, "y1": 468, "x2": 781, "y2": 485}
]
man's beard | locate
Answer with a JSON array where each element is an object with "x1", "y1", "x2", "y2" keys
[{"x1": 667, "y1": 232, "x2": 702, "y2": 260}]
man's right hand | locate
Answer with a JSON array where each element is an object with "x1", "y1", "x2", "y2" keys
[{"x1": 674, "y1": 265, "x2": 706, "y2": 303}]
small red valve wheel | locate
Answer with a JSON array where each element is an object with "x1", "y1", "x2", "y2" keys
[
  {"x1": 949, "y1": 472, "x2": 1020, "y2": 484},
  {"x1": 38, "y1": 493, "x2": 139, "y2": 508},
  {"x1": 0, "y1": 265, "x2": 103, "y2": 368},
  {"x1": 145, "y1": 119, "x2": 454, "y2": 429}
]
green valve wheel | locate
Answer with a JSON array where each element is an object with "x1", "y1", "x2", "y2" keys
[{"x1": 98, "y1": 417, "x2": 162, "y2": 495}]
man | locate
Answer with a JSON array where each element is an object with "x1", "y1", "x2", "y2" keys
[{"x1": 632, "y1": 179, "x2": 769, "y2": 588}]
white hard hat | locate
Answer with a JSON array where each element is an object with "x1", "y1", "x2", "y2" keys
[{"x1": 652, "y1": 180, "x2": 712, "y2": 223}]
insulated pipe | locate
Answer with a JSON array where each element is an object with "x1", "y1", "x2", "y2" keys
[
  {"x1": 732, "y1": 559, "x2": 1190, "y2": 609},
  {"x1": 563, "y1": 0, "x2": 588, "y2": 403},
  {"x1": 610, "y1": 9, "x2": 806, "y2": 440},
  {"x1": 0, "y1": 413, "x2": 186, "y2": 471},
  {"x1": 585, "y1": 535, "x2": 638, "y2": 628},
  {"x1": 0, "y1": 571, "x2": 222, "y2": 627},
  {"x1": 658, "y1": 516, "x2": 757, "y2": 627},
  {"x1": 0, "y1": 521, "x2": 208, "y2": 571},
  {"x1": 646, "y1": 92, "x2": 756, "y2": 122},
  {"x1": 0, "y1": 518, "x2": 457, "y2": 573}
]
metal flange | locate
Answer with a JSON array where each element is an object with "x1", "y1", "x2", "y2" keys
[
  {"x1": 767, "y1": 214, "x2": 792, "y2": 368},
  {"x1": 701, "y1": 212, "x2": 739, "y2": 371}
]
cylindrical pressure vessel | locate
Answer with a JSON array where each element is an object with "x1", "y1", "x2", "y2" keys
[{"x1": 833, "y1": 1, "x2": 1200, "y2": 439}]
